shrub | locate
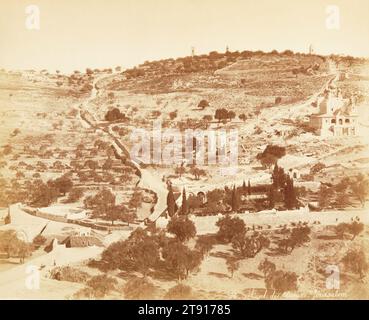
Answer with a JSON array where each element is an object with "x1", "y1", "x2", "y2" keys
[
  {"x1": 85, "y1": 275, "x2": 118, "y2": 298},
  {"x1": 32, "y1": 234, "x2": 47, "y2": 247},
  {"x1": 164, "y1": 284, "x2": 193, "y2": 299},
  {"x1": 123, "y1": 277, "x2": 157, "y2": 300},
  {"x1": 198, "y1": 100, "x2": 209, "y2": 110},
  {"x1": 104, "y1": 108, "x2": 126, "y2": 122},
  {"x1": 275, "y1": 97, "x2": 282, "y2": 104},
  {"x1": 50, "y1": 266, "x2": 90, "y2": 283}
]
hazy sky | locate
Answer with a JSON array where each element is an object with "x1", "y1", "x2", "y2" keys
[{"x1": 0, "y1": 0, "x2": 368, "y2": 72}]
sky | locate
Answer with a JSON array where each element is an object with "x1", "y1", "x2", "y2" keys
[{"x1": 0, "y1": 0, "x2": 368, "y2": 72}]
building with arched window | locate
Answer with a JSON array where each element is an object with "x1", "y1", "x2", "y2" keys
[{"x1": 309, "y1": 87, "x2": 358, "y2": 137}]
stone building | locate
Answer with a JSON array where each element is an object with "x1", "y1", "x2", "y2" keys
[{"x1": 310, "y1": 87, "x2": 358, "y2": 137}]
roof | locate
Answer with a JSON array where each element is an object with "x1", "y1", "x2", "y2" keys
[
  {"x1": 333, "y1": 101, "x2": 358, "y2": 116},
  {"x1": 61, "y1": 236, "x2": 103, "y2": 248}
]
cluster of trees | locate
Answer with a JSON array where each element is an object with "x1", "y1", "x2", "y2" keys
[
  {"x1": 100, "y1": 221, "x2": 203, "y2": 281},
  {"x1": 277, "y1": 226, "x2": 311, "y2": 254},
  {"x1": 216, "y1": 215, "x2": 270, "y2": 258},
  {"x1": 183, "y1": 164, "x2": 298, "y2": 216},
  {"x1": 170, "y1": 177, "x2": 299, "y2": 216},
  {"x1": 123, "y1": 278, "x2": 193, "y2": 299},
  {"x1": 123, "y1": 49, "x2": 322, "y2": 82},
  {"x1": 28, "y1": 175, "x2": 73, "y2": 207},
  {"x1": 74, "y1": 274, "x2": 118, "y2": 299},
  {"x1": 271, "y1": 163, "x2": 298, "y2": 210},
  {"x1": 214, "y1": 108, "x2": 236, "y2": 123},
  {"x1": 168, "y1": 182, "x2": 247, "y2": 217},
  {"x1": 318, "y1": 174, "x2": 369, "y2": 209},
  {"x1": 84, "y1": 188, "x2": 136, "y2": 225},
  {"x1": 335, "y1": 221, "x2": 364, "y2": 240},
  {"x1": 0, "y1": 230, "x2": 33, "y2": 263}
]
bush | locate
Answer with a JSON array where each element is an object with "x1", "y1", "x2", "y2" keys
[
  {"x1": 123, "y1": 277, "x2": 157, "y2": 300},
  {"x1": 104, "y1": 108, "x2": 126, "y2": 122},
  {"x1": 50, "y1": 266, "x2": 90, "y2": 283},
  {"x1": 275, "y1": 97, "x2": 282, "y2": 105},
  {"x1": 164, "y1": 284, "x2": 193, "y2": 299},
  {"x1": 169, "y1": 111, "x2": 177, "y2": 120},
  {"x1": 85, "y1": 275, "x2": 118, "y2": 298},
  {"x1": 198, "y1": 100, "x2": 209, "y2": 110},
  {"x1": 32, "y1": 234, "x2": 47, "y2": 247}
]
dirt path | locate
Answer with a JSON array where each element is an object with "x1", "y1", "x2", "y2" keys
[{"x1": 77, "y1": 74, "x2": 173, "y2": 223}]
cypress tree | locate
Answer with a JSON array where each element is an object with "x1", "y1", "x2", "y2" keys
[
  {"x1": 242, "y1": 180, "x2": 247, "y2": 193},
  {"x1": 181, "y1": 187, "x2": 188, "y2": 215},
  {"x1": 272, "y1": 163, "x2": 279, "y2": 188},
  {"x1": 248, "y1": 179, "x2": 252, "y2": 195},
  {"x1": 278, "y1": 167, "x2": 286, "y2": 189},
  {"x1": 289, "y1": 178, "x2": 297, "y2": 208},
  {"x1": 268, "y1": 186, "x2": 275, "y2": 209},
  {"x1": 283, "y1": 176, "x2": 290, "y2": 209},
  {"x1": 231, "y1": 185, "x2": 240, "y2": 212},
  {"x1": 167, "y1": 185, "x2": 176, "y2": 217},
  {"x1": 284, "y1": 176, "x2": 297, "y2": 210}
]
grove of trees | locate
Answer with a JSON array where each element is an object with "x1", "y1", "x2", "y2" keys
[
  {"x1": 0, "y1": 230, "x2": 33, "y2": 263},
  {"x1": 100, "y1": 226, "x2": 203, "y2": 281}
]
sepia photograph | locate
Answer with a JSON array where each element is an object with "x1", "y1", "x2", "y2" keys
[{"x1": 0, "y1": 0, "x2": 369, "y2": 302}]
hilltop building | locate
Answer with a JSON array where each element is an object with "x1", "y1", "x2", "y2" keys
[{"x1": 310, "y1": 86, "x2": 358, "y2": 137}]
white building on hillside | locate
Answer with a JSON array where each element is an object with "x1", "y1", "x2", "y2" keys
[{"x1": 310, "y1": 87, "x2": 358, "y2": 137}]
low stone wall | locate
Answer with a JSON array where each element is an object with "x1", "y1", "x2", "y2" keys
[
  {"x1": 22, "y1": 206, "x2": 134, "y2": 231},
  {"x1": 35, "y1": 210, "x2": 69, "y2": 223}
]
